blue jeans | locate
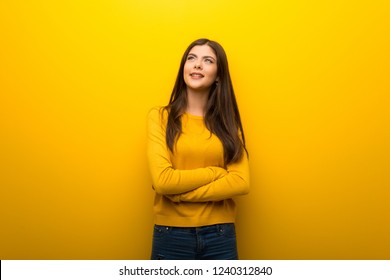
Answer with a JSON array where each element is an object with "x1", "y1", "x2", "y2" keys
[{"x1": 151, "y1": 223, "x2": 238, "y2": 260}]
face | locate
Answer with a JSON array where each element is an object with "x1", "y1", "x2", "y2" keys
[{"x1": 183, "y1": 44, "x2": 218, "y2": 93}]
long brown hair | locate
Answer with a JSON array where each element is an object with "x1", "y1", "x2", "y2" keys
[{"x1": 163, "y1": 38, "x2": 247, "y2": 166}]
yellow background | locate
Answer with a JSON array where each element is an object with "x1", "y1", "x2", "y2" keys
[{"x1": 1, "y1": 0, "x2": 389, "y2": 259}]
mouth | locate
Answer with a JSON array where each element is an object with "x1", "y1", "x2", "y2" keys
[{"x1": 190, "y1": 72, "x2": 204, "y2": 78}]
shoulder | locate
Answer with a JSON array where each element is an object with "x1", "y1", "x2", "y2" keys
[
  {"x1": 147, "y1": 106, "x2": 169, "y2": 123},
  {"x1": 148, "y1": 106, "x2": 165, "y2": 117}
]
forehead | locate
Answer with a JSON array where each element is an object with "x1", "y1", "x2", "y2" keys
[{"x1": 188, "y1": 44, "x2": 216, "y2": 58}]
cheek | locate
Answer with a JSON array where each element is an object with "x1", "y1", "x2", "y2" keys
[
  {"x1": 208, "y1": 67, "x2": 218, "y2": 80},
  {"x1": 183, "y1": 65, "x2": 190, "y2": 84},
  {"x1": 183, "y1": 63, "x2": 191, "y2": 76}
]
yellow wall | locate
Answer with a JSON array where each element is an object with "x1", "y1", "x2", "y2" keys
[{"x1": 1, "y1": 0, "x2": 389, "y2": 259}]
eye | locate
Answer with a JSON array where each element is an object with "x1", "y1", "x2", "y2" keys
[
  {"x1": 187, "y1": 55, "x2": 195, "y2": 61},
  {"x1": 204, "y1": 58, "x2": 214, "y2": 64}
]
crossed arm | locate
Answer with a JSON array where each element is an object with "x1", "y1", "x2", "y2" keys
[{"x1": 147, "y1": 108, "x2": 250, "y2": 202}]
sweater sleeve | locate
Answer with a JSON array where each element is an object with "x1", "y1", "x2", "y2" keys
[
  {"x1": 147, "y1": 107, "x2": 227, "y2": 195},
  {"x1": 168, "y1": 151, "x2": 250, "y2": 202}
]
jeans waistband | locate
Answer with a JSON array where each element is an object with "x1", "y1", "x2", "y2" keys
[{"x1": 155, "y1": 223, "x2": 234, "y2": 234}]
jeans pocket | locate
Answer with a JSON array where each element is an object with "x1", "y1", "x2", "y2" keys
[
  {"x1": 217, "y1": 223, "x2": 236, "y2": 238},
  {"x1": 153, "y1": 225, "x2": 169, "y2": 238}
]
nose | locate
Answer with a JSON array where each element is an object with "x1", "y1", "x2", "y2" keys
[{"x1": 194, "y1": 62, "x2": 202, "y2": 69}]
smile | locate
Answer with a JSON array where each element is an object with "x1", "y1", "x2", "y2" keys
[{"x1": 190, "y1": 73, "x2": 204, "y2": 78}]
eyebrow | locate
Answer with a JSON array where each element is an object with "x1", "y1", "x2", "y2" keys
[{"x1": 188, "y1": 53, "x2": 216, "y2": 61}]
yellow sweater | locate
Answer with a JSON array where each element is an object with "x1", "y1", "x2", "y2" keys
[{"x1": 147, "y1": 107, "x2": 250, "y2": 227}]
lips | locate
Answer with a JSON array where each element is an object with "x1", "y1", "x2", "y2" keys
[{"x1": 190, "y1": 72, "x2": 204, "y2": 78}]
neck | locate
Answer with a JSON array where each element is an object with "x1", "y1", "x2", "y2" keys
[{"x1": 186, "y1": 88, "x2": 209, "y2": 116}]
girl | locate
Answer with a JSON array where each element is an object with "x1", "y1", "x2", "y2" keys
[{"x1": 147, "y1": 38, "x2": 250, "y2": 260}]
